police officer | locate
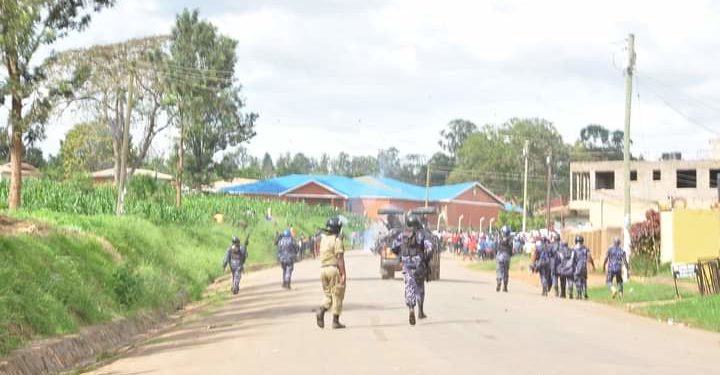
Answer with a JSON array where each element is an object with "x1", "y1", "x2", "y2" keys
[
  {"x1": 223, "y1": 236, "x2": 248, "y2": 295},
  {"x1": 557, "y1": 240, "x2": 575, "y2": 298},
  {"x1": 495, "y1": 225, "x2": 512, "y2": 292},
  {"x1": 533, "y1": 239, "x2": 552, "y2": 296},
  {"x1": 392, "y1": 214, "x2": 433, "y2": 326},
  {"x1": 277, "y1": 229, "x2": 298, "y2": 289},
  {"x1": 573, "y1": 235, "x2": 596, "y2": 300},
  {"x1": 547, "y1": 233, "x2": 561, "y2": 297},
  {"x1": 603, "y1": 237, "x2": 630, "y2": 299},
  {"x1": 316, "y1": 217, "x2": 347, "y2": 329}
]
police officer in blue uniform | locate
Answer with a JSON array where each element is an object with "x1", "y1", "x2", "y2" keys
[
  {"x1": 573, "y1": 235, "x2": 595, "y2": 300},
  {"x1": 223, "y1": 236, "x2": 248, "y2": 294},
  {"x1": 603, "y1": 237, "x2": 630, "y2": 299},
  {"x1": 392, "y1": 214, "x2": 433, "y2": 326},
  {"x1": 495, "y1": 225, "x2": 512, "y2": 292}
]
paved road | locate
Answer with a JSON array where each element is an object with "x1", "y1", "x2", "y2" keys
[{"x1": 88, "y1": 251, "x2": 720, "y2": 375}]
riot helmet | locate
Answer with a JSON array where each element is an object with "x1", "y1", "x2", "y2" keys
[
  {"x1": 325, "y1": 216, "x2": 343, "y2": 234},
  {"x1": 575, "y1": 234, "x2": 584, "y2": 244},
  {"x1": 405, "y1": 214, "x2": 423, "y2": 229}
]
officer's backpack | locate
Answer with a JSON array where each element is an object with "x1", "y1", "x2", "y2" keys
[{"x1": 558, "y1": 249, "x2": 575, "y2": 276}]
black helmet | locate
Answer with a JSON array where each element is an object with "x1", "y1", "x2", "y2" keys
[
  {"x1": 405, "y1": 214, "x2": 422, "y2": 229},
  {"x1": 325, "y1": 216, "x2": 343, "y2": 234},
  {"x1": 232, "y1": 236, "x2": 240, "y2": 244},
  {"x1": 613, "y1": 237, "x2": 621, "y2": 246},
  {"x1": 575, "y1": 234, "x2": 584, "y2": 244},
  {"x1": 501, "y1": 225, "x2": 511, "y2": 236}
]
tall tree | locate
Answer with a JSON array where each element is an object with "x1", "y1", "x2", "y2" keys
[
  {"x1": 350, "y1": 155, "x2": 378, "y2": 177},
  {"x1": 573, "y1": 124, "x2": 626, "y2": 161},
  {"x1": 59, "y1": 122, "x2": 114, "y2": 176},
  {"x1": 424, "y1": 152, "x2": 454, "y2": 185},
  {"x1": 0, "y1": 0, "x2": 114, "y2": 209},
  {"x1": 438, "y1": 119, "x2": 478, "y2": 161},
  {"x1": 290, "y1": 152, "x2": 314, "y2": 174},
  {"x1": 168, "y1": 9, "x2": 256, "y2": 197},
  {"x1": 449, "y1": 118, "x2": 568, "y2": 203},
  {"x1": 316, "y1": 153, "x2": 330, "y2": 175},
  {"x1": 331, "y1": 152, "x2": 352, "y2": 176},
  {"x1": 377, "y1": 147, "x2": 401, "y2": 178},
  {"x1": 261, "y1": 152, "x2": 275, "y2": 177},
  {"x1": 52, "y1": 36, "x2": 170, "y2": 183},
  {"x1": 397, "y1": 154, "x2": 427, "y2": 184}
]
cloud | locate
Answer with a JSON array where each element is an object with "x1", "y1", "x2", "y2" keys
[{"x1": 25, "y1": 0, "x2": 720, "y2": 162}]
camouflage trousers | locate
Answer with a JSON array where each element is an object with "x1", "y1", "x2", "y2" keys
[
  {"x1": 496, "y1": 258, "x2": 510, "y2": 286},
  {"x1": 402, "y1": 255, "x2": 425, "y2": 308},
  {"x1": 606, "y1": 270, "x2": 624, "y2": 292},
  {"x1": 230, "y1": 268, "x2": 242, "y2": 294},
  {"x1": 539, "y1": 267, "x2": 552, "y2": 292},
  {"x1": 575, "y1": 270, "x2": 588, "y2": 297},
  {"x1": 281, "y1": 261, "x2": 294, "y2": 285}
]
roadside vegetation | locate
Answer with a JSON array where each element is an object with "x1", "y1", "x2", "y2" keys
[
  {"x1": 467, "y1": 254, "x2": 720, "y2": 332},
  {"x1": 0, "y1": 177, "x2": 364, "y2": 355}
]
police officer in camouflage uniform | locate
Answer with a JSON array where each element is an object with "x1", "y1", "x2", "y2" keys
[
  {"x1": 603, "y1": 237, "x2": 630, "y2": 299},
  {"x1": 557, "y1": 240, "x2": 575, "y2": 298},
  {"x1": 573, "y1": 235, "x2": 595, "y2": 300},
  {"x1": 277, "y1": 229, "x2": 298, "y2": 289},
  {"x1": 392, "y1": 214, "x2": 433, "y2": 326},
  {"x1": 533, "y1": 239, "x2": 552, "y2": 296},
  {"x1": 495, "y1": 225, "x2": 512, "y2": 292},
  {"x1": 223, "y1": 236, "x2": 248, "y2": 295},
  {"x1": 547, "y1": 233, "x2": 561, "y2": 297}
]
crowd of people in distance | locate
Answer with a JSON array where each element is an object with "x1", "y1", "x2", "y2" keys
[{"x1": 434, "y1": 230, "x2": 524, "y2": 261}]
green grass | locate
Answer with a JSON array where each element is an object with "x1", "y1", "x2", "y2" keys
[
  {"x1": 0, "y1": 177, "x2": 366, "y2": 355},
  {"x1": 0, "y1": 208, "x2": 317, "y2": 356},
  {"x1": 588, "y1": 282, "x2": 695, "y2": 304},
  {"x1": 639, "y1": 295, "x2": 720, "y2": 331}
]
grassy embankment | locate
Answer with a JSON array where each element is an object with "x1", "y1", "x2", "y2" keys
[
  {"x1": 0, "y1": 178, "x2": 364, "y2": 355},
  {"x1": 468, "y1": 255, "x2": 719, "y2": 331}
]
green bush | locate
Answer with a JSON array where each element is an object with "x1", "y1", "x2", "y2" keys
[{"x1": 111, "y1": 264, "x2": 141, "y2": 307}]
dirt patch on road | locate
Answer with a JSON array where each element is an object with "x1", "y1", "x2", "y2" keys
[{"x1": 0, "y1": 215, "x2": 49, "y2": 236}]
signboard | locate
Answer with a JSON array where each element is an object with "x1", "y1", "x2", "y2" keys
[{"x1": 672, "y1": 263, "x2": 697, "y2": 279}]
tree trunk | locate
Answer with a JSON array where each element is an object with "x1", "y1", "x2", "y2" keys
[
  {"x1": 6, "y1": 50, "x2": 23, "y2": 210},
  {"x1": 116, "y1": 73, "x2": 134, "y2": 216},
  {"x1": 175, "y1": 121, "x2": 184, "y2": 208},
  {"x1": 9, "y1": 106, "x2": 23, "y2": 210}
]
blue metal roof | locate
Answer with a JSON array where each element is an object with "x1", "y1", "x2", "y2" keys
[{"x1": 220, "y1": 174, "x2": 501, "y2": 203}]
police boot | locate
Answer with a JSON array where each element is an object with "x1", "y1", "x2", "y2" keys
[
  {"x1": 409, "y1": 308, "x2": 416, "y2": 326},
  {"x1": 332, "y1": 315, "x2": 346, "y2": 329},
  {"x1": 496, "y1": 281, "x2": 501, "y2": 292},
  {"x1": 503, "y1": 281, "x2": 508, "y2": 292},
  {"x1": 316, "y1": 307, "x2": 326, "y2": 329},
  {"x1": 418, "y1": 302, "x2": 427, "y2": 320}
]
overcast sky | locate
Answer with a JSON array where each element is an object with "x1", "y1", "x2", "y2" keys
[{"x1": 31, "y1": 0, "x2": 720, "y2": 161}]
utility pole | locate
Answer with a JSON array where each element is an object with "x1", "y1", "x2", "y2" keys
[
  {"x1": 116, "y1": 66, "x2": 135, "y2": 216},
  {"x1": 522, "y1": 140, "x2": 529, "y2": 233},
  {"x1": 545, "y1": 150, "x2": 552, "y2": 231},
  {"x1": 623, "y1": 34, "x2": 636, "y2": 254},
  {"x1": 425, "y1": 163, "x2": 430, "y2": 207}
]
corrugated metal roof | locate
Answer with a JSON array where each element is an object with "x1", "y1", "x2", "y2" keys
[{"x1": 220, "y1": 174, "x2": 503, "y2": 204}]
